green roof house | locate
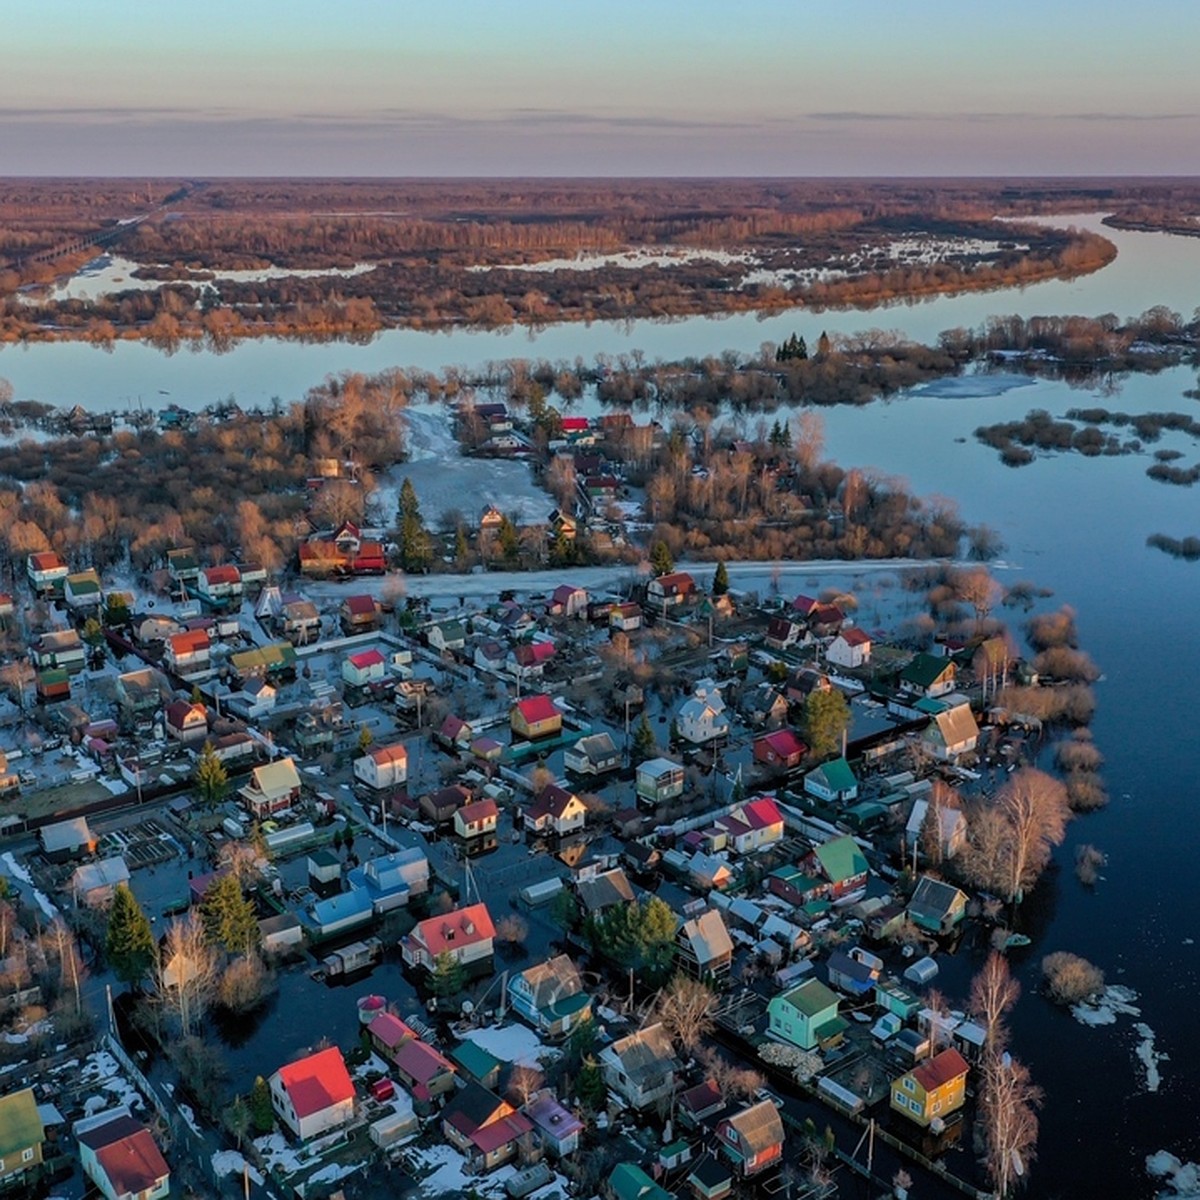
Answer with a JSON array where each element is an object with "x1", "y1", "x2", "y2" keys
[
  {"x1": 808, "y1": 835, "x2": 869, "y2": 900},
  {"x1": 448, "y1": 1040, "x2": 503, "y2": 1090},
  {"x1": 803, "y1": 756, "x2": 858, "y2": 804},
  {"x1": 767, "y1": 979, "x2": 848, "y2": 1051},
  {"x1": 907, "y1": 876, "x2": 969, "y2": 935},
  {"x1": 0, "y1": 1087, "x2": 44, "y2": 1181},
  {"x1": 899, "y1": 653, "x2": 957, "y2": 698},
  {"x1": 608, "y1": 1164, "x2": 674, "y2": 1200}
]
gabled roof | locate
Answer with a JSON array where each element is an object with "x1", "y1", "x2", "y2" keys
[
  {"x1": 528, "y1": 784, "x2": 582, "y2": 822},
  {"x1": 394, "y1": 1037, "x2": 455, "y2": 1083},
  {"x1": 571, "y1": 731, "x2": 618, "y2": 762},
  {"x1": 347, "y1": 648, "x2": 386, "y2": 670},
  {"x1": 679, "y1": 1079, "x2": 724, "y2": 1118},
  {"x1": 740, "y1": 797, "x2": 784, "y2": 830},
  {"x1": 458, "y1": 797, "x2": 499, "y2": 824},
  {"x1": 812, "y1": 835, "x2": 869, "y2": 884},
  {"x1": 609, "y1": 1164, "x2": 674, "y2": 1200},
  {"x1": 901, "y1": 653, "x2": 955, "y2": 688},
  {"x1": 275, "y1": 1047, "x2": 354, "y2": 1119},
  {"x1": 778, "y1": 978, "x2": 839, "y2": 1017},
  {"x1": 169, "y1": 629, "x2": 210, "y2": 655},
  {"x1": 368, "y1": 743, "x2": 408, "y2": 767},
  {"x1": 165, "y1": 700, "x2": 206, "y2": 727},
  {"x1": 248, "y1": 757, "x2": 301, "y2": 797},
  {"x1": 910, "y1": 1047, "x2": 970, "y2": 1092},
  {"x1": 809, "y1": 756, "x2": 857, "y2": 793},
  {"x1": 909, "y1": 876, "x2": 968, "y2": 920},
  {"x1": 412, "y1": 903, "x2": 495, "y2": 955},
  {"x1": 202, "y1": 564, "x2": 242, "y2": 586},
  {"x1": 367, "y1": 1011, "x2": 415, "y2": 1050},
  {"x1": 722, "y1": 1100, "x2": 784, "y2": 1154},
  {"x1": 838, "y1": 626, "x2": 872, "y2": 647},
  {"x1": 576, "y1": 867, "x2": 634, "y2": 912},
  {"x1": 651, "y1": 571, "x2": 695, "y2": 594},
  {"x1": 512, "y1": 640, "x2": 556, "y2": 666},
  {"x1": 29, "y1": 551, "x2": 66, "y2": 571},
  {"x1": 0, "y1": 1087, "x2": 42, "y2": 1157},
  {"x1": 343, "y1": 594, "x2": 377, "y2": 616},
  {"x1": 551, "y1": 583, "x2": 585, "y2": 602},
  {"x1": 516, "y1": 954, "x2": 584, "y2": 1011},
  {"x1": 524, "y1": 1092, "x2": 584, "y2": 1139},
  {"x1": 514, "y1": 694, "x2": 559, "y2": 724},
  {"x1": 757, "y1": 729, "x2": 807, "y2": 759},
  {"x1": 78, "y1": 1115, "x2": 168, "y2": 1196},
  {"x1": 442, "y1": 1081, "x2": 510, "y2": 1135},
  {"x1": 607, "y1": 1022, "x2": 680, "y2": 1083},
  {"x1": 930, "y1": 704, "x2": 980, "y2": 746},
  {"x1": 679, "y1": 909, "x2": 733, "y2": 965}
]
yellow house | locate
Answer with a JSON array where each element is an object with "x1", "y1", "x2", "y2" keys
[
  {"x1": 0, "y1": 1087, "x2": 44, "y2": 1183},
  {"x1": 890, "y1": 1048, "x2": 969, "y2": 1128},
  {"x1": 511, "y1": 694, "x2": 562, "y2": 740}
]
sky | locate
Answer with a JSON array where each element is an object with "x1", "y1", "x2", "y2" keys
[{"x1": 3, "y1": 0, "x2": 1200, "y2": 176}]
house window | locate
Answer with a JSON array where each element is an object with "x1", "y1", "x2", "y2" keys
[
  {"x1": 21, "y1": 1149, "x2": 33, "y2": 1163},
  {"x1": 902, "y1": 1077, "x2": 915, "y2": 1093}
]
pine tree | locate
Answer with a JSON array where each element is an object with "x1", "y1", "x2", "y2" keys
[
  {"x1": 105, "y1": 882, "x2": 156, "y2": 988},
  {"x1": 454, "y1": 524, "x2": 470, "y2": 567},
  {"x1": 817, "y1": 330, "x2": 832, "y2": 358},
  {"x1": 712, "y1": 559, "x2": 729, "y2": 596},
  {"x1": 576, "y1": 1055, "x2": 607, "y2": 1110},
  {"x1": 498, "y1": 515, "x2": 521, "y2": 564},
  {"x1": 650, "y1": 540, "x2": 674, "y2": 576},
  {"x1": 803, "y1": 688, "x2": 851, "y2": 760},
  {"x1": 632, "y1": 714, "x2": 657, "y2": 763},
  {"x1": 194, "y1": 742, "x2": 229, "y2": 806},
  {"x1": 249, "y1": 1076, "x2": 275, "y2": 1134},
  {"x1": 430, "y1": 950, "x2": 465, "y2": 998},
  {"x1": 398, "y1": 478, "x2": 433, "y2": 572},
  {"x1": 358, "y1": 724, "x2": 373, "y2": 754},
  {"x1": 200, "y1": 873, "x2": 260, "y2": 957}
]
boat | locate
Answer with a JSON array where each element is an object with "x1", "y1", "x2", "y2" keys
[{"x1": 1003, "y1": 933, "x2": 1031, "y2": 950}]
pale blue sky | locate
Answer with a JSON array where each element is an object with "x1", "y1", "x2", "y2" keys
[{"x1": 3, "y1": 1, "x2": 1198, "y2": 174}]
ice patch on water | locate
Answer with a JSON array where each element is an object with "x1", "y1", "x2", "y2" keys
[{"x1": 1147, "y1": 1151, "x2": 1200, "y2": 1198}]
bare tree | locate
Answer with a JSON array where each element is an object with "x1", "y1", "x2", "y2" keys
[
  {"x1": 699, "y1": 1047, "x2": 764, "y2": 1101},
  {"x1": 997, "y1": 769, "x2": 1070, "y2": 904},
  {"x1": 979, "y1": 1052, "x2": 1041, "y2": 1198},
  {"x1": 156, "y1": 917, "x2": 217, "y2": 1037},
  {"x1": 652, "y1": 975, "x2": 718, "y2": 1055},
  {"x1": 969, "y1": 953, "x2": 1020, "y2": 1055}
]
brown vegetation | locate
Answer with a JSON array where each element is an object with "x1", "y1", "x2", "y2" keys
[{"x1": 1041, "y1": 951, "x2": 1105, "y2": 1005}]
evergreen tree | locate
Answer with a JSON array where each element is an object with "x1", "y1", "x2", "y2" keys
[
  {"x1": 249, "y1": 1076, "x2": 275, "y2": 1134},
  {"x1": 105, "y1": 882, "x2": 156, "y2": 988},
  {"x1": 650, "y1": 540, "x2": 674, "y2": 576},
  {"x1": 358, "y1": 724, "x2": 373, "y2": 754},
  {"x1": 712, "y1": 559, "x2": 729, "y2": 596},
  {"x1": 398, "y1": 478, "x2": 433, "y2": 572},
  {"x1": 430, "y1": 950, "x2": 466, "y2": 998},
  {"x1": 200, "y1": 873, "x2": 260, "y2": 957},
  {"x1": 817, "y1": 330, "x2": 832, "y2": 358},
  {"x1": 194, "y1": 742, "x2": 229, "y2": 806},
  {"x1": 103, "y1": 593, "x2": 130, "y2": 627},
  {"x1": 803, "y1": 688, "x2": 852, "y2": 760},
  {"x1": 454, "y1": 524, "x2": 470, "y2": 567},
  {"x1": 498, "y1": 514, "x2": 521, "y2": 564},
  {"x1": 796, "y1": 335, "x2": 809, "y2": 360},
  {"x1": 631, "y1": 714, "x2": 658, "y2": 763},
  {"x1": 576, "y1": 1055, "x2": 607, "y2": 1110}
]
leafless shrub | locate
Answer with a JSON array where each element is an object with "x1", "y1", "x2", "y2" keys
[{"x1": 1041, "y1": 951, "x2": 1105, "y2": 1005}]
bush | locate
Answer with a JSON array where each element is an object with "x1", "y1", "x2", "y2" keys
[
  {"x1": 1065, "y1": 773, "x2": 1109, "y2": 811},
  {"x1": 1074, "y1": 845, "x2": 1106, "y2": 886},
  {"x1": 1042, "y1": 951, "x2": 1105, "y2": 1005},
  {"x1": 216, "y1": 956, "x2": 276, "y2": 1014},
  {"x1": 1055, "y1": 732, "x2": 1104, "y2": 773},
  {"x1": 1033, "y1": 646, "x2": 1100, "y2": 683}
]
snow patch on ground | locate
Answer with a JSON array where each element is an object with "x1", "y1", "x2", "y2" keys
[
  {"x1": 212, "y1": 1150, "x2": 264, "y2": 1184},
  {"x1": 254, "y1": 1132, "x2": 306, "y2": 1175},
  {"x1": 33, "y1": 890, "x2": 60, "y2": 919},
  {"x1": 463, "y1": 1022, "x2": 559, "y2": 1067},
  {"x1": 1147, "y1": 1151, "x2": 1200, "y2": 1198},
  {"x1": 410, "y1": 1143, "x2": 523, "y2": 1198},
  {"x1": 78, "y1": 1049, "x2": 144, "y2": 1113},
  {"x1": 1, "y1": 852, "x2": 32, "y2": 884}
]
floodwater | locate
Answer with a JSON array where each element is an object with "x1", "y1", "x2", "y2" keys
[{"x1": 4, "y1": 213, "x2": 1200, "y2": 1195}]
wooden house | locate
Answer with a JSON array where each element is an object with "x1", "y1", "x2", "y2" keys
[
  {"x1": 511, "y1": 694, "x2": 562, "y2": 740},
  {"x1": 890, "y1": 1048, "x2": 969, "y2": 1129},
  {"x1": 715, "y1": 1101, "x2": 784, "y2": 1178},
  {"x1": 270, "y1": 1047, "x2": 355, "y2": 1141}
]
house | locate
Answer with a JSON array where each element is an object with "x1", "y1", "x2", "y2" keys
[
  {"x1": 548, "y1": 510, "x2": 578, "y2": 544},
  {"x1": 36, "y1": 668, "x2": 71, "y2": 702},
  {"x1": 524, "y1": 785, "x2": 587, "y2": 836},
  {"x1": 402, "y1": 902, "x2": 496, "y2": 971},
  {"x1": 239, "y1": 757, "x2": 302, "y2": 818},
  {"x1": 899, "y1": 653, "x2": 957, "y2": 698},
  {"x1": 716, "y1": 797, "x2": 785, "y2": 854},
  {"x1": 575, "y1": 867, "x2": 635, "y2": 915},
  {"x1": 236, "y1": 677, "x2": 277, "y2": 720},
  {"x1": 785, "y1": 667, "x2": 832, "y2": 709},
  {"x1": 600, "y1": 1023, "x2": 680, "y2": 1110},
  {"x1": 905, "y1": 798, "x2": 969, "y2": 861},
  {"x1": 920, "y1": 702, "x2": 981, "y2": 761},
  {"x1": 647, "y1": 571, "x2": 696, "y2": 609},
  {"x1": 167, "y1": 546, "x2": 200, "y2": 585},
  {"x1": 890, "y1": 1048, "x2": 970, "y2": 1129},
  {"x1": 804, "y1": 756, "x2": 859, "y2": 804},
  {"x1": 524, "y1": 1091, "x2": 584, "y2": 1157},
  {"x1": 340, "y1": 593, "x2": 380, "y2": 633},
  {"x1": 427, "y1": 620, "x2": 467, "y2": 654},
  {"x1": 508, "y1": 955, "x2": 593, "y2": 1037},
  {"x1": 807, "y1": 603, "x2": 845, "y2": 637},
  {"x1": 393, "y1": 1037, "x2": 458, "y2": 1104},
  {"x1": 678, "y1": 1080, "x2": 726, "y2": 1130},
  {"x1": 270, "y1": 1046, "x2": 356, "y2": 1141},
  {"x1": 808, "y1": 835, "x2": 870, "y2": 900},
  {"x1": 677, "y1": 679, "x2": 730, "y2": 745},
  {"x1": 343, "y1": 648, "x2": 387, "y2": 688},
  {"x1": 686, "y1": 1154, "x2": 734, "y2": 1200},
  {"x1": 564, "y1": 732, "x2": 621, "y2": 777},
  {"x1": 767, "y1": 866, "x2": 828, "y2": 909},
  {"x1": 677, "y1": 909, "x2": 734, "y2": 979},
  {"x1": 636, "y1": 757, "x2": 685, "y2": 806},
  {"x1": 230, "y1": 640, "x2": 297, "y2": 682},
  {"x1": 297, "y1": 522, "x2": 386, "y2": 577},
  {"x1": 907, "y1": 877, "x2": 969, "y2": 935},
  {"x1": 195, "y1": 564, "x2": 243, "y2": 610},
  {"x1": 115, "y1": 669, "x2": 165, "y2": 722},
  {"x1": 474, "y1": 640, "x2": 507, "y2": 673},
  {"x1": 308, "y1": 890, "x2": 374, "y2": 939},
  {"x1": 260, "y1": 912, "x2": 304, "y2": 954},
  {"x1": 767, "y1": 979, "x2": 847, "y2": 1051},
  {"x1": 754, "y1": 729, "x2": 807, "y2": 772},
  {"x1": 349, "y1": 847, "x2": 430, "y2": 912},
  {"x1": 742, "y1": 683, "x2": 789, "y2": 729},
  {"x1": 609, "y1": 602, "x2": 643, "y2": 632},
  {"x1": 578, "y1": 474, "x2": 621, "y2": 512},
  {"x1": 509, "y1": 641, "x2": 556, "y2": 681},
  {"x1": 455, "y1": 797, "x2": 499, "y2": 840},
  {"x1": 63, "y1": 569, "x2": 103, "y2": 614},
  {"x1": 27, "y1": 551, "x2": 69, "y2": 596},
  {"x1": 39, "y1": 817, "x2": 96, "y2": 863},
  {"x1": 549, "y1": 584, "x2": 588, "y2": 618},
  {"x1": 164, "y1": 628, "x2": 211, "y2": 676},
  {"x1": 449, "y1": 1041, "x2": 503, "y2": 1090},
  {"x1": 164, "y1": 699, "x2": 208, "y2": 744},
  {"x1": 716, "y1": 1100, "x2": 785, "y2": 1178},
  {"x1": 608, "y1": 1164, "x2": 674, "y2": 1200},
  {"x1": 275, "y1": 596, "x2": 321, "y2": 645},
  {"x1": 443, "y1": 1083, "x2": 534, "y2": 1172},
  {"x1": 70, "y1": 857, "x2": 132, "y2": 907},
  {"x1": 75, "y1": 1110, "x2": 168, "y2": 1200},
  {"x1": 436, "y1": 714, "x2": 474, "y2": 751},
  {"x1": 0, "y1": 1087, "x2": 43, "y2": 1182},
  {"x1": 511, "y1": 694, "x2": 562, "y2": 740},
  {"x1": 764, "y1": 616, "x2": 804, "y2": 651},
  {"x1": 32, "y1": 628, "x2": 86, "y2": 673},
  {"x1": 827, "y1": 627, "x2": 872, "y2": 669},
  {"x1": 354, "y1": 743, "x2": 408, "y2": 790},
  {"x1": 827, "y1": 948, "x2": 881, "y2": 997},
  {"x1": 421, "y1": 783, "x2": 470, "y2": 826}
]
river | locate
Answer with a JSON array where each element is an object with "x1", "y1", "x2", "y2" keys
[{"x1": 5, "y1": 215, "x2": 1200, "y2": 1196}]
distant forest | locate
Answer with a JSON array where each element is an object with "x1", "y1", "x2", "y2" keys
[{"x1": 2, "y1": 177, "x2": 1199, "y2": 344}]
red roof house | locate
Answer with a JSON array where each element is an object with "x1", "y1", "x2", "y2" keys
[
  {"x1": 401, "y1": 902, "x2": 496, "y2": 971},
  {"x1": 269, "y1": 1046, "x2": 356, "y2": 1140},
  {"x1": 511, "y1": 694, "x2": 562, "y2": 740},
  {"x1": 78, "y1": 1113, "x2": 170, "y2": 1200},
  {"x1": 753, "y1": 729, "x2": 808, "y2": 772}
]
